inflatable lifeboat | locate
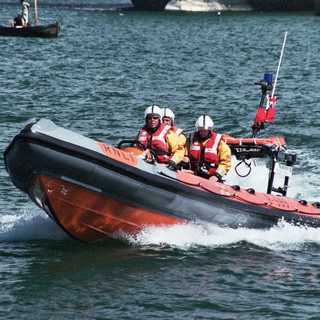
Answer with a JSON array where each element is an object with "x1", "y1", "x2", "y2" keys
[{"x1": 4, "y1": 118, "x2": 320, "y2": 242}]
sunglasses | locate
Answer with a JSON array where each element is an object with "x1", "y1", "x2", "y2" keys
[{"x1": 147, "y1": 116, "x2": 159, "y2": 121}]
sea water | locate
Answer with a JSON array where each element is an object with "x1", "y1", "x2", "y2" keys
[{"x1": 1, "y1": 1, "x2": 320, "y2": 319}]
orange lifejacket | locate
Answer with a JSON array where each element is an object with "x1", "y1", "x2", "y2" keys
[
  {"x1": 138, "y1": 123, "x2": 172, "y2": 163},
  {"x1": 189, "y1": 131, "x2": 222, "y2": 175}
]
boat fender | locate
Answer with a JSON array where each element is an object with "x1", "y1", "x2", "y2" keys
[
  {"x1": 246, "y1": 188, "x2": 255, "y2": 195},
  {"x1": 312, "y1": 202, "x2": 320, "y2": 209},
  {"x1": 298, "y1": 200, "x2": 308, "y2": 206},
  {"x1": 231, "y1": 185, "x2": 241, "y2": 191}
]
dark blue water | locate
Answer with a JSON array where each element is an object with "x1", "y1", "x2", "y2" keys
[{"x1": 1, "y1": 2, "x2": 320, "y2": 319}]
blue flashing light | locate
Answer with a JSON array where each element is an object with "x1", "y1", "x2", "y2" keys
[{"x1": 264, "y1": 73, "x2": 273, "y2": 85}]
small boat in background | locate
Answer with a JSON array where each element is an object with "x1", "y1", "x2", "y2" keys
[
  {"x1": 0, "y1": 22, "x2": 59, "y2": 38},
  {"x1": 0, "y1": 0, "x2": 60, "y2": 38}
]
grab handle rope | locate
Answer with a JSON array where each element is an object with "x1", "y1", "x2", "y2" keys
[{"x1": 235, "y1": 159, "x2": 252, "y2": 178}]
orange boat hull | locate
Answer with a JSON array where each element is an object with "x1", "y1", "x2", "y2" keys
[{"x1": 30, "y1": 175, "x2": 184, "y2": 242}]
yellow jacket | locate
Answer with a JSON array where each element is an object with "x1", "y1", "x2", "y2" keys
[
  {"x1": 178, "y1": 132, "x2": 187, "y2": 149},
  {"x1": 166, "y1": 130, "x2": 185, "y2": 164},
  {"x1": 171, "y1": 126, "x2": 187, "y2": 150},
  {"x1": 185, "y1": 134, "x2": 231, "y2": 177}
]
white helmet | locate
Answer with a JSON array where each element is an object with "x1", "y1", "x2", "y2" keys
[
  {"x1": 144, "y1": 105, "x2": 162, "y2": 121},
  {"x1": 195, "y1": 115, "x2": 214, "y2": 131},
  {"x1": 162, "y1": 108, "x2": 175, "y2": 125}
]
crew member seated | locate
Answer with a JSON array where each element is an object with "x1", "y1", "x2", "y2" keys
[
  {"x1": 183, "y1": 115, "x2": 231, "y2": 181},
  {"x1": 162, "y1": 107, "x2": 186, "y2": 151},
  {"x1": 136, "y1": 105, "x2": 185, "y2": 170},
  {"x1": 12, "y1": 14, "x2": 22, "y2": 27}
]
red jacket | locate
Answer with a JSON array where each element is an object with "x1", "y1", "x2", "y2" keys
[
  {"x1": 189, "y1": 131, "x2": 222, "y2": 175},
  {"x1": 138, "y1": 123, "x2": 172, "y2": 163}
]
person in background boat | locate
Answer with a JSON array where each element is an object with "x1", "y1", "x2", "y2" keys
[
  {"x1": 20, "y1": 0, "x2": 30, "y2": 27},
  {"x1": 183, "y1": 115, "x2": 231, "y2": 181},
  {"x1": 161, "y1": 107, "x2": 186, "y2": 151},
  {"x1": 11, "y1": 0, "x2": 30, "y2": 27},
  {"x1": 136, "y1": 105, "x2": 185, "y2": 170},
  {"x1": 11, "y1": 14, "x2": 22, "y2": 27}
]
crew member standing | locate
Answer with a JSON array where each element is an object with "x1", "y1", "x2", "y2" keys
[{"x1": 21, "y1": 0, "x2": 30, "y2": 27}]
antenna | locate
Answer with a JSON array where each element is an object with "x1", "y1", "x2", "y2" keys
[{"x1": 272, "y1": 31, "x2": 288, "y2": 98}]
